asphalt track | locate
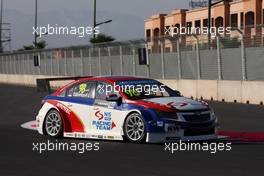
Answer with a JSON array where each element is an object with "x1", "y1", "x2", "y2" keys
[{"x1": 0, "y1": 84, "x2": 264, "y2": 176}]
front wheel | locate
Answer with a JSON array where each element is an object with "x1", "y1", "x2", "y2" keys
[
  {"x1": 124, "y1": 113, "x2": 146, "y2": 143},
  {"x1": 44, "y1": 110, "x2": 63, "y2": 138}
]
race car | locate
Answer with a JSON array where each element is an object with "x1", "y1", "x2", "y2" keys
[{"x1": 36, "y1": 76, "x2": 219, "y2": 143}]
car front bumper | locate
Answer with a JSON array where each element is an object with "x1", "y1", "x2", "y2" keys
[
  {"x1": 146, "y1": 132, "x2": 218, "y2": 143},
  {"x1": 146, "y1": 120, "x2": 219, "y2": 143}
]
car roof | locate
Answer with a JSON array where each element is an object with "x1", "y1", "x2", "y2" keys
[
  {"x1": 79, "y1": 76, "x2": 152, "y2": 83},
  {"x1": 53, "y1": 76, "x2": 156, "y2": 96}
]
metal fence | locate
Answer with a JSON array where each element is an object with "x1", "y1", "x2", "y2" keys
[{"x1": 0, "y1": 34, "x2": 264, "y2": 81}]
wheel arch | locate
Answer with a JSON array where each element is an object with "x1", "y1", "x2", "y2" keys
[
  {"x1": 42, "y1": 107, "x2": 72, "y2": 135},
  {"x1": 123, "y1": 110, "x2": 142, "y2": 124},
  {"x1": 122, "y1": 109, "x2": 154, "y2": 133}
]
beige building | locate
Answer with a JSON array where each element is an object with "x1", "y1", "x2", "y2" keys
[{"x1": 145, "y1": 0, "x2": 264, "y2": 51}]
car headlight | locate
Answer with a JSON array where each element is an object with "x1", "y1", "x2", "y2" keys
[
  {"x1": 155, "y1": 110, "x2": 178, "y2": 120},
  {"x1": 210, "y1": 108, "x2": 219, "y2": 125}
]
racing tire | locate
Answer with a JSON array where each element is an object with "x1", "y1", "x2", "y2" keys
[
  {"x1": 44, "y1": 110, "x2": 63, "y2": 138},
  {"x1": 124, "y1": 113, "x2": 146, "y2": 143}
]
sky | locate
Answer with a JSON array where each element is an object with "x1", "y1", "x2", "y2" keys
[
  {"x1": 2, "y1": 0, "x2": 189, "y2": 50},
  {"x1": 4, "y1": 0, "x2": 188, "y2": 17}
]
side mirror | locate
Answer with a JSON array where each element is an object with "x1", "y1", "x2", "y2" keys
[{"x1": 106, "y1": 93, "x2": 121, "y2": 102}]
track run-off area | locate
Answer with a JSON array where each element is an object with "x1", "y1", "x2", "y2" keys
[{"x1": 0, "y1": 84, "x2": 263, "y2": 176}]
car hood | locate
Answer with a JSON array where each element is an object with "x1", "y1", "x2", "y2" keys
[{"x1": 143, "y1": 97, "x2": 208, "y2": 111}]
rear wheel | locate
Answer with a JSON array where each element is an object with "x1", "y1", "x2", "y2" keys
[
  {"x1": 124, "y1": 113, "x2": 146, "y2": 143},
  {"x1": 44, "y1": 110, "x2": 63, "y2": 138}
]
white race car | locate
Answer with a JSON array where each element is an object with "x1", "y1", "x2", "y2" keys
[{"x1": 36, "y1": 76, "x2": 219, "y2": 143}]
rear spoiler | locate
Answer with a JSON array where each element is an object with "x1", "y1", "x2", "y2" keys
[{"x1": 36, "y1": 76, "x2": 93, "y2": 94}]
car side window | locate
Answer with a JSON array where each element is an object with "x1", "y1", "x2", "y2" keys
[
  {"x1": 66, "y1": 81, "x2": 96, "y2": 99},
  {"x1": 95, "y1": 81, "x2": 116, "y2": 100}
]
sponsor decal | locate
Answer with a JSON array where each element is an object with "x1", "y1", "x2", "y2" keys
[
  {"x1": 92, "y1": 111, "x2": 116, "y2": 131},
  {"x1": 95, "y1": 111, "x2": 104, "y2": 120},
  {"x1": 117, "y1": 80, "x2": 158, "y2": 85},
  {"x1": 79, "y1": 83, "x2": 87, "y2": 94},
  {"x1": 95, "y1": 100, "x2": 109, "y2": 107},
  {"x1": 94, "y1": 100, "x2": 116, "y2": 108},
  {"x1": 71, "y1": 83, "x2": 91, "y2": 98},
  {"x1": 167, "y1": 102, "x2": 188, "y2": 107},
  {"x1": 56, "y1": 102, "x2": 71, "y2": 115},
  {"x1": 124, "y1": 89, "x2": 140, "y2": 97},
  {"x1": 64, "y1": 133, "x2": 74, "y2": 137}
]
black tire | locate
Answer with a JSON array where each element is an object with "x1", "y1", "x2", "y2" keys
[
  {"x1": 124, "y1": 113, "x2": 146, "y2": 143},
  {"x1": 44, "y1": 110, "x2": 63, "y2": 138}
]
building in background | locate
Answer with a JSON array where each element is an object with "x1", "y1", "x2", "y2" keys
[{"x1": 145, "y1": 0, "x2": 264, "y2": 52}]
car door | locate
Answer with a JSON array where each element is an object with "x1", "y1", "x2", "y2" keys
[
  {"x1": 89, "y1": 81, "x2": 127, "y2": 139},
  {"x1": 64, "y1": 81, "x2": 96, "y2": 134}
]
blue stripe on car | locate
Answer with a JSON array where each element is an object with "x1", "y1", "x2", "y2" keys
[{"x1": 44, "y1": 95, "x2": 95, "y2": 106}]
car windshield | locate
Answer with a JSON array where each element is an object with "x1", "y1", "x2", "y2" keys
[{"x1": 115, "y1": 79, "x2": 180, "y2": 100}]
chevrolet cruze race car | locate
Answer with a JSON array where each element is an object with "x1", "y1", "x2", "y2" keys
[{"x1": 36, "y1": 76, "x2": 219, "y2": 143}]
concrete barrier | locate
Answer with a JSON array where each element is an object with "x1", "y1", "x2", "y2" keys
[
  {"x1": 0, "y1": 74, "x2": 72, "y2": 88},
  {"x1": 1, "y1": 74, "x2": 263, "y2": 105},
  {"x1": 218, "y1": 81, "x2": 242, "y2": 103},
  {"x1": 196, "y1": 80, "x2": 218, "y2": 101},
  {"x1": 159, "y1": 79, "x2": 264, "y2": 105},
  {"x1": 177, "y1": 80, "x2": 197, "y2": 98},
  {"x1": 242, "y1": 81, "x2": 264, "y2": 104}
]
